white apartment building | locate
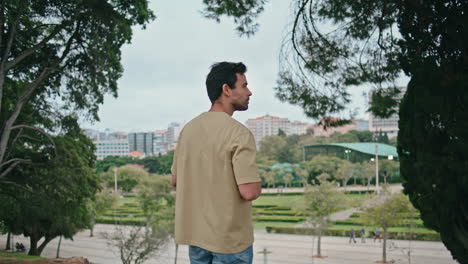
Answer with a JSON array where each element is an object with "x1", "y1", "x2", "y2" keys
[
  {"x1": 289, "y1": 121, "x2": 310, "y2": 135},
  {"x1": 95, "y1": 138, "x2": 130, "y2": 160},
  {"x1": 246, "y1": 115, "x2": 312, "y2": 146},
  {"x1": 153, "y1": 129, "x2": 169, "y2": 155},
  {"x1": 368, "y1": 88, "x2": 406, "y2": 138}
]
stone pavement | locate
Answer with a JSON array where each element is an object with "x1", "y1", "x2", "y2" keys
[{"x1": 1, "y1": 224, "x2": 456, "y2": 264}]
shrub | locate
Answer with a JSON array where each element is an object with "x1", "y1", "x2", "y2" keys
[{"x1": 265, "y1": 226, "x2": 441, "y2": 241}]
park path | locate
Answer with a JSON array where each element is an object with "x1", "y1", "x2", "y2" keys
[{"x1": 0, "y1": 225, "x2": 455, "y2": 264}]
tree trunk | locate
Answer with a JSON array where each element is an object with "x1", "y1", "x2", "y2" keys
[
  {"x1": 90, "y1": 216, "x2": 95, "y2": 237},
  {"x1": 383, "y1": 226, "x2": 387, "y2": 263},
  {"x1": 56, "y1": 236, "x2": 62, "y2": 258},
  {"x1": 5, "y1": 232, "x2": 11, "y2": 250},
  {"x1": 28, "y1": 234, "x2": 53, "y2": 256},
  {"x1": 317, "y1": 230, "x2": 322, "y2": 257},
  {"x1": 28, "y1": 235, "x2": 39, "y2": 256}
]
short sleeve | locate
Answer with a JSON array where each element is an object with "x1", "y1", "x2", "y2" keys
[{"x1": 231, "y1": 131, "x2": 260, "y2": 185}]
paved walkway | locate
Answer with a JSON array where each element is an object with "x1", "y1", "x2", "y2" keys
[{"x1": 0, "y1": 224, "x2": 456, "y2": 264}]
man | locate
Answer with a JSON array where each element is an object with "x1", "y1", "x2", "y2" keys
[{"x1": 171, "y1": 62, "x2": 262, "y2": 264}]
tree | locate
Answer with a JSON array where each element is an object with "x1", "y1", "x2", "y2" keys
[
  {"x1": 259, "y1": 135, "x2": 301, "y2": 163},
  {"x1": 283, "y1": 172, "x2": 294, "y2": 188},
  {"x1": 0, "y1": 131, "x2": 99, "y2": 256},
  {"x1": 101, "y1": 164, "x2": 149, "y2": 193},
  {"x1": 294, "y1": 167, "x2": 309, "y2": 187},
  {"x1": 87, "y1": 190, "x2": 118, "y2": 237},
  {"x1": 104, "y1": 176, "x2": 174, "y2": 264},
  {"x1": 0, "y1": 0, "x2": 155, "y2": 180},
  {"x1": 303, "y1": 177, "x2": 345, "y2": 257},
  {"x1": 335, "y1": 160, "x2": 354, "y2": 188},
  {"x1": 378, "y1": 160, "x2": 399, "y2": 185},
  {"x1": 302, "y1": 155, "x2": 344, "y2": 182},
  {"x1": 360, "y1": 193, "x2": 411, "y2": 263}
]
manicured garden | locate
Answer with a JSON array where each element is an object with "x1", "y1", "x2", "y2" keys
[{"x1": 97, "y1": 191, "x2": 440, "y2": 241}]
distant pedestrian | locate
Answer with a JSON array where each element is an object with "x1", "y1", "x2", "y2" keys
[
  {"x1": 349, "y1": 228, "x2": 357, "y2": 243},
  {"x1": 360, "y1": 227, "x2": 366, "y2": 243},
  {"x1": 374, "y1": 228, "x2": 382, "y2": 242}
]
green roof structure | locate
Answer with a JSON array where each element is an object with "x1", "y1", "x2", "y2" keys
[{"x1": 303, "y1": 142, "x2": 398, "y2": 162}]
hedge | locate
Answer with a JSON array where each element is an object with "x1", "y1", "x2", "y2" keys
[
  {"x1": 253, "y1": 205, "x2": 277, "y2": 209},
  {"x1": 343, "y1": 190, "x2": 375, "y2": 195},
  {"x1": 334, "y1": 219, "x2": 425, "y2": 228},
  {"x1": 254, "y1": 216, "x2": 305, "y2": 222},
  {"x1": 265, "y1": 226, "x2": 441, "y2": 241},
  {"x1": 254, "y1": 210, "x2": 305, "y2": 216},
  {"x1": 260, "y1": 192, "x2": 303, "y2": 196},
  {"x1": 96, "y1": 217, "x2": 145, "y2": 226},
  {"x1": 264, "y1": 206, "x2": 292, "y2": 211}
]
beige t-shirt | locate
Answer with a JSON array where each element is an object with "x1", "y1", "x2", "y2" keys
[{"x1": 171, "y1": 112, "x2": 260, "y2": 254}]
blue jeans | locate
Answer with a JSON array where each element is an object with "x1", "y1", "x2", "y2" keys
[{"x1": 189, "y1": 245, "x2": 253, "y2": 264}]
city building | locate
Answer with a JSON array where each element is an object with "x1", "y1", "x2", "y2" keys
[
  {"x1": 246, "y1": 115, "x2": 291, "y2": 145},
  {"x1": 128, "y1": 132, "x2": 154, "y2": 156},
  {"x1": 245, "y1": 115, "x2": 313, "y2": 147},
  {"x1": 95, "y1": 138, "x2": 130, "y2": 160},
  {"x1": 166, "y1": 122, "x2": 184, "y2": 150},
  {"x1": 368, "y1": 88, "x2": 406, "y2": 138},
  {"x1": 153, "y1": 129, "x2": 169, "y2": 155}
]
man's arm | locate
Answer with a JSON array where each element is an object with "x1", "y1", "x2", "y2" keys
[
  {"x1": 238, "y1": 182, "x2": 262, "y2": 201},
  {"x1": 171, "y1": 174, "x2": 177, "y2": 187}
]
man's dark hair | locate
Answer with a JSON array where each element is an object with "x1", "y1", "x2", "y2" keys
[{"x1": 206, "y1": 62, "x2": 247, "y2": 103}]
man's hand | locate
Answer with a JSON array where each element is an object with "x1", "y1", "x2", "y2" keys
[
  {"x1": 172, "y1": 174, "x2": 177, "y2": 187},
  {"x1": 238, "y1": 182, "x2": 262, "y2": 201}
]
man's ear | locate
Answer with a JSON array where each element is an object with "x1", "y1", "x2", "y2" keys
[{"x1": 222, "y1": 84, "x2": 231, "y2": 97}]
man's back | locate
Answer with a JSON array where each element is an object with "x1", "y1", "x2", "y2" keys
[{"x1": 172, "y1": 112, "x2": 259, "y2": 254}]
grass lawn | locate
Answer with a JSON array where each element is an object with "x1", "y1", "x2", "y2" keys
[
  {"x1": 253, "y1": 195, "x2": 305, "y2": 207},
  {"x1": 0, "y1": 251, "x2": 46, "y2": 260}
]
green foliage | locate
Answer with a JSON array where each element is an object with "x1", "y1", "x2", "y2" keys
[
  {"x1": 101, "y1": 165, "x2": 149, "y2": 192},
  {"x1": 96, "y1": 153, "x2": 174, "y2": 175},
  {"x1": 201, "y1": 0, "x2": 267, "y2": 36},
  {"x1": 303, "y1": 181, "x2": 346, "y2": 232},
  {"x1": 266, "y1": 226, "x2": 441, "y2": 241},
  {"x1": 0, "y1": 132, "x2": 99, "y2": 256},
  {"x1": 0, "y1": 0, "x2": 155, "y2": 181}
]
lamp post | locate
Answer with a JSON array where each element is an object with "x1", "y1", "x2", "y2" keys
[
  {"x1": 113, "y1": 167, "x2": 118, "y2": 193},
  {"x1": 344, "y1": 149, "x2": 355, "y2": 185},
  {"x1": 375, "y1": 144, "x2": 379, "y2": 194}
]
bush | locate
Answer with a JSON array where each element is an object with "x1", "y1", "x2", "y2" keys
[{"x1": 265, "y1": 226, "x2": 441, "y2": 241}]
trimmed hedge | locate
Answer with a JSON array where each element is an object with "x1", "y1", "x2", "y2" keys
[
  {"x1": 254, "y1": 210, "x2": 305, "y2": 216},
  {"x1": 260, "y1": 192, "x2": 303, "y2": 196},
  {"x1": 254, "y1": 216, "x2": 305, "y2": 222},
  {"x1": 253, "y1": 205, "x2": 277, "y2": 209},
  {"x1": 343, "y1": 190, "x2": 375, "y2": 195},
  {"x1": 334, "y1": 219, "x2": 425, "y2": 228},
  {"x1": 264, "y1": 206, "x2": 292, "y2": 211},
  {"x1": 96, "y1": 217, "x2": 145, "y2": 226},
  {"x1": 265, "y1": 226, "x2": 441, "y2": 241}
]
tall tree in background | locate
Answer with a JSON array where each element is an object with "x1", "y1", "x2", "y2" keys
[
  {"x1": 397, "y1": 1, "x2": 468, "y2": 261},
  {"x1": 202, "y1": 1, "x2": 468, "y2": 261},
  {"x1": 0, "y1": 0, "x2": 155, "y2": 180}
]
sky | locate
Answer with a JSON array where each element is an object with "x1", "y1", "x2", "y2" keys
[{"x1": 83, "y1": 0, "x2": 371, "y2": 132}]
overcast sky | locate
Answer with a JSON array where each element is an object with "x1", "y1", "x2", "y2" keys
[{"x1": 83, "y1": 0, "x2": 371, "y2": 132}]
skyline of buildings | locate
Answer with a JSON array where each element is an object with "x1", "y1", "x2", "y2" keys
[{"x1": 87, "y1": 104, "x2": 401, "y2": 160}]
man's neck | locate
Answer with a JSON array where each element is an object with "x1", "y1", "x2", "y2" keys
[{"x1": 209, "y1": 102, "x2": 234, "y2": 116}]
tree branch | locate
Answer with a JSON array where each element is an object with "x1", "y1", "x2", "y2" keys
[
  {"x1": 0, "y1": 159, "x2": 32, "y2": 179},
  {"x1": 11, "y1": 124, "x2": 55, "y2": 147},
  {"x1": 4, "y1": 20, "x2": 72, "y2": 71}
]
